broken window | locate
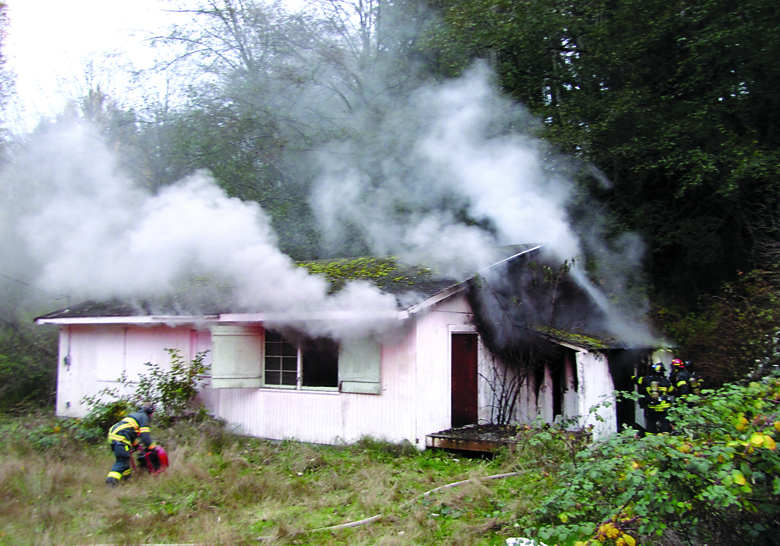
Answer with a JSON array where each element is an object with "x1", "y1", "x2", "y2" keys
[
  {"x1": 264, "y1": 330, "x2": 339, "y2": 389},
  {"x1": 211, "y1": 325, "x2": 381, "y2": 394}
]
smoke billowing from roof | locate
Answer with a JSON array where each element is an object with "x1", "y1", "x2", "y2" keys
[
  {"x1": 2, "y1": 122, "x2": 398, "y2": 338},
  {"x1": 2, "y1": 63, "x2": 657, "y2": 345},
  {"x1": 312, "y1": 63, "x2": 658, "y2": 346}
]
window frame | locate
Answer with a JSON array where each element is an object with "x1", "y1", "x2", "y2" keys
[{"x1": 262, "y1": 330, "x2": 339, "y2": 391}]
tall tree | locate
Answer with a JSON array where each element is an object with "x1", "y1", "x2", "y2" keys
[
  {"x1": 429, "y1": 0, "x2": 780, "y2": 300},
  {"x1": 145, "y1": 0, "x2": 440, "y2": 258}
]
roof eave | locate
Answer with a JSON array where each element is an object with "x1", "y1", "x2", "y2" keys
[
  {"x1": 405, "y1": 281, "x2": 469, "y2": 315},
  {"x1": 36, "y1": 309, "x2": 409, "y2": 326}
]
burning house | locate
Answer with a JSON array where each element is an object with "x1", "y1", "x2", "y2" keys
[{"x1": 36, "y1": 245, "x2": 670, "y2": 449}]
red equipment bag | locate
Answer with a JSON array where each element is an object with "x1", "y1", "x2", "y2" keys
[{"x1": 131, "y1": 446, "x2": 169, "y2": 475}]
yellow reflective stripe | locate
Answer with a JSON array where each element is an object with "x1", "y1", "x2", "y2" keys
[
  {"x1": 107, "y1": 417, "x2": 142, "y2": 443},
  {"x1": 112, "y1": 422, "x2": 136, "y2": 433},
  {"x1": 139, "y1": 427, "x2": 150, "y2": 434},
  {"x1": 107, "y1": 471, "x2": 122, "y2": 480},
  {"x1": 121, "y1": 417, "x2": 141, "y2": 430}
]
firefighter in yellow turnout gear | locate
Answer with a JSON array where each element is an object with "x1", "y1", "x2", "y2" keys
[
  {"x1": 633, "y1": 363, "x2": 674, "y2": 434},
  {"x1": 670, "y1": 359, "x2": 702, "y2": 405},
  {"x1": 106, "y1": 405, "x2": 157, "y2": 486}
]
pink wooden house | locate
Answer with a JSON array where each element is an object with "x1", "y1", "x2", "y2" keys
[{"x1": 36, "y1": 247, "x2": 667, "y2": 447}]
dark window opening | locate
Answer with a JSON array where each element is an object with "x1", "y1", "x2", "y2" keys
[
  {"x1": 302, "y1": 337, "x2": 339, "y2": 388},
  {"x1": 264, "y1": 330, "x2": 339, "y2": 389}
]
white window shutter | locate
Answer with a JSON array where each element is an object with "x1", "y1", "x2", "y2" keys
[
  {"x1": 339, "y1": 337, "x2": 381, "y2": 394},
  {"x1": 211, "y1": 325, "x2": 263, "y2": 388}
]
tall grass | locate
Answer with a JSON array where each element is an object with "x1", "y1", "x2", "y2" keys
[{"x1": 0, "y1": 413, "x2": 572, "y2": 545}]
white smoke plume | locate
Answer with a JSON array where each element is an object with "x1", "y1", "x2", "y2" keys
[
  {"x1": 1, "y1": 62, "x2": 657, "y2": 346},
  {"x1": 312, "y1": 63, "x2": 579, "y2": 275},
  {"x1": 311, "y1": 62, "x2": 658, "y2": 345},
  {"x1": 1, "y1": 122, "x2": 398, "y2": 338}
]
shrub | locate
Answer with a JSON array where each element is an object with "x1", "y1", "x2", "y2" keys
[
  {"x1": 530, "y1": 375, "x2": 780, "y2": 545},
  {"x1": 81, "y1": 349, "x2": 210, "y2": 432},
  {"x1": 0, "y1": 350, "x2": 56, "y2": 412},
  {"x1": 80, "y1": 396, "x2": 133, "y2": 433},
  {"x1": 133, "y1": 349, "x2": 210, "y2": 423}
]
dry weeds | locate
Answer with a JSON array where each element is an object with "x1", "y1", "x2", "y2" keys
[{"x1": 0, "y1": 415, "x2": 560, "y2": 546}]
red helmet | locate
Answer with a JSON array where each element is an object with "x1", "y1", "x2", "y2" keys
[{"x1": 672, "y1": 359, "x2": 684, "y2": 369}]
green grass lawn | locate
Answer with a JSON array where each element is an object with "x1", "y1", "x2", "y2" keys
[{"x1": 0, "y1": 413, "x2": 567, "y2": 546}]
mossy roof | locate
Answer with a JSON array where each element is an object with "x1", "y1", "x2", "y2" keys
[
  {"x1": 535, "y1": 326, "x2": 630, "y2": 350},
  {"x1": 35, "y1": 246, "x2": 540, "y2": 320},
  {"x1": 295, "y1": 256, "x2": 460, "y2": 298},
  {"x1": 35, "y1": 257, "x2": 465, "y2": 319}
]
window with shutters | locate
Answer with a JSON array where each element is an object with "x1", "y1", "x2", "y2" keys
[{"x1": 211, "y1": 325, "x2": 381, "y2": 394}]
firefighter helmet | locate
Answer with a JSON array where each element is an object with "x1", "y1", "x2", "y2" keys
[
  {"x1": 672, "y1": 358, "x2": 684, "y2": 370},
  {"x1": 139, "y1": 404, "x2": 155, "y2": 416},
  {"x1": 651, "y1": 362, "x2": 666, "y2": 374}
]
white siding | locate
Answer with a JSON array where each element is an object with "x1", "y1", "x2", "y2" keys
[
  {"x1": 205, "y1": 292, "x2": 478, "y2": 447},
  {"x1": 562, "y1": 351, "x2": 579, "y2": 419},
  {"x1": 576, "y1": 351, "x2": 617, "y2": 439},
  {"x1": 56, "y1": 324, "x2": 205, "y2": 418},
  {"x1": 125, "y1": 326, "x2": 193, "y2": 380},
  {"x1": 413, "y1": 293, "x2": 475, "y2": 443},
  {"x1": 53, "y1": 288, "x2": 629, "y2": 446}
]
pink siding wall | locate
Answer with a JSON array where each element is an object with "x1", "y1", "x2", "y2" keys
[
  {"x1": 56, "y1": 292, "x2": 481, "y2": 447},
  {"x1": 413, "y1": 293, "x2": 476, "y2": 441},
  {"x1": 59, "y1": 291, "x2": 621, "y2": 446},
  {"x1": 56, "y1": 324, "x2": 205, "y2": 418},
  {"x1": 207, "y1": 326, "x2": 419, "y2": 446}
]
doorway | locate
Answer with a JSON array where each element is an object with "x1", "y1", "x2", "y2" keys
[{"x1": 451, "y1": 333, "x2": 478, "y2": 428}]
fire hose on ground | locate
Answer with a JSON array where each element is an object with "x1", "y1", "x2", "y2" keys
[
  {"x1": 254, "y1": 470, "x2": 523, "y2": 542},
  {"x1": 89, "y1": 469, "x2": 527, "y2": 545}
]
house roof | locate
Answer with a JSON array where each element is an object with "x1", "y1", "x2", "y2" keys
[
  {"x1": 35, "y1": 245, "x2": 542, "y2": 325},
  {"x1": 295, "y1": 256, "x2": 461, "y2": 300},
  {"x1": 536, "y1": 326, "x2": 629, "y2": 351}
]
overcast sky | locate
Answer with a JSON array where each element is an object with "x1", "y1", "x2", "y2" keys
[{"x1": 4, "y1": 0, "x2": 184, "y2": 131}]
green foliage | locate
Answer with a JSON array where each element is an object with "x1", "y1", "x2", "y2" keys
[
  {"x1": 0, "y1": 410, "x2": 106, "y2": 453},
  {"x1": 132, "y1": 349, "x2": 210, "y2": 423},
  {"x1": 297, "y1": 256, "x2": 437, "y2": 293},
  {"x1": 0, "y1": 320, "x2": 57, "y2": 412},
  {"x1": 0, "y1": 353, "x2": 54, "y2": 412},
  {"x1": 81, "y1": 349, "x2": 210, "y2": 432},
  {"x1": 654, "y1": 267, "x2": 780, "y2": 386},
  {"x1": 79, "y1": 392, "x2": 132, "y2": 435},
  {"x1": 530, "y1": 377, "x2": 780, "y2": 545},
  {"x1": 429, "y1": 0, "x2": 780, "y2": 299}
]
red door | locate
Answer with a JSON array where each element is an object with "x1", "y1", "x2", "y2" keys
[{"x1": 451, "y1": 333, "x2": 478, "y2": 428}]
